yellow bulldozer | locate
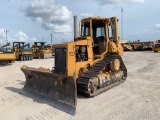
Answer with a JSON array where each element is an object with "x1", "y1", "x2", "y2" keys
[
  {"x1": 13, "y1": 42, "x2": 33, "y2": 61},
  {"x1": 32, "y1": 42, "x2": 52, "y2": 59},
  {"x1": 21, "y1": 16, "x2": 127, "y2": 115}
]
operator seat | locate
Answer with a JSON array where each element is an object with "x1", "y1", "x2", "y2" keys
[{"x1": 94, "y1": 36, "x2": 106, "y2": 59}]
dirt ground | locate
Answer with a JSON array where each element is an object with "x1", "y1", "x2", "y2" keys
[{"x1": 0, "y1": 51, "x2": 160, "y2": 120}]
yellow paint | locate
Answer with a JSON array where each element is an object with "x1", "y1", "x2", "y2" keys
[{"x1": 0, "y1": 52, "x2": 16, "y2": 61}]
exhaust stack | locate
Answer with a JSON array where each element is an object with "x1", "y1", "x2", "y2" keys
[{"x1": 74, "y1": 16, "x2": 78, "y2": 41}]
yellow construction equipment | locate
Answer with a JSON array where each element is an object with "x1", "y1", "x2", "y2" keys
[
  {"x1": 21, "y1": 16, "x2": 127, "y2": 115},
  {"x1": 13, "y1": 42, "x2": 33, "y2": 61},
  {"x1": 0, "y1": 52, "x2": 16, "y2": 66},
  {"x1": 45, "y1": 44, "x2": 54, "y2": 56},
  {"x1": 32, "y1": 42, "x2": 52, "y2": 59},
  {"x1": 121, "y1": 43, "x2": 133, "y2": 51},
  {"x1": 154, "y1": 40, "x2": 160, "y2": 52},
  {"x1": 131, "y1": 43, "x2": 141, "y2": 50},
  {"x1": 154, "y1": 44, "x2": 160, "y2": 52},
  {"x1": 0, "y1": 42, "x2": 12, "y2": 52},
  {"x1": 143, "y1": 42, "x2": 154, "y2": 50},
  {"x1": 124, "y1": 41, "x2": 154, "y2": 51},
  {"x1": 0, "y1": 42, "x2": 16, "y2": 66}
]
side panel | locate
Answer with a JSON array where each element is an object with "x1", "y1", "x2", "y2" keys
[
  {"x1": 55, "y1": 47, "x2": 67, "y2": 75},
  {"x1": 67, "y1": 39, "x2": 94, "y2": 77},
  {"x1": 54, "y1": 39, "x2": 94, "y2": 77},
  {"x1": 67, "y1": 43, "x2": 76, "y2": 76}
]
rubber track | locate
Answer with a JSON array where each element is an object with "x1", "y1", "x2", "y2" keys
[{"x1": 77, "y1": 54, "x2": 127, "y2": 97}]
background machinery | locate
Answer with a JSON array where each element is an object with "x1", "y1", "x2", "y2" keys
[
  {"x1": 13, "y1": 42, "x2": 33, "y2": 61},
  {"x1": 21, "y1": 16, "x2": 127, "y2": 115},
  {"x1": 121, "y1": 43, "x2": 133, "y2": 51},
  {"x1": 32, "y1": 42, "x2": 52, "y2": 59},
  {"x1": 0, "y1": 42, "x2": 12, "y2": 52},
  {"x1": 153, "y1": 40, "x2": 160, "y2": 52},
  {"x1": 122, "y1": 41, "x2": 154, "y2": 51},
  {"x1": 0, "y1": 42, "x2": 16, "y2": 66},
  {"x1": 0, "y1": 52, "x2": 16, "y2": 66},
  {"x1": 143, "y1": 42, "x2": 154, "y2": 50},
  {"x1": 135, "y1": 42, "x2": 154, "y2": 51}
]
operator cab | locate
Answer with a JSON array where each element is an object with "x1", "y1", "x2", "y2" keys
[
  {"x1": 80, "y1": 17, "x2": 117, "y2": 56},
  {"x1": 13, "y1": 42, "x2": 30, "y2": 49},
  {"x1": 34, "y1": 42, "x2": 46, "y2": 50}
]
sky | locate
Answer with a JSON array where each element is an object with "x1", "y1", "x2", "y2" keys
[{"x1": 0, "y1": 0, "x2": 160, "y2": 45}]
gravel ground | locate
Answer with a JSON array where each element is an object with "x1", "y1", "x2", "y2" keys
[{"x1": 0, "y1": 51, "x2": 160, "y2": 120}]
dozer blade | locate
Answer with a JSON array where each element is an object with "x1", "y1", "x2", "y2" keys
[{"x1": 21, "y1": 66, "x2": 77, "y2": 115}]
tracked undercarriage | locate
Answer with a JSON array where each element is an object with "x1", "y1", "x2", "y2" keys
[{"x1": 77, "y1": 55, "x2": 127, "y2": 96}]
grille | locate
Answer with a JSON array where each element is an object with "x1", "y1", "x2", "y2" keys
[{"x1": 55, "y1": 48, "x2": 67, "y2": 75}]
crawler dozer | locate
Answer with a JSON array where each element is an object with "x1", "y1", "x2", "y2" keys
[
  {"x1": 13, "y1": 42, "x2": 33, "y2": 61},
  {"x1": 21, "y1": 16, "x2": 127, "y2": 115},
  {"x1": 32, "y1": 42, "x2": 52, "y2": 59}
]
